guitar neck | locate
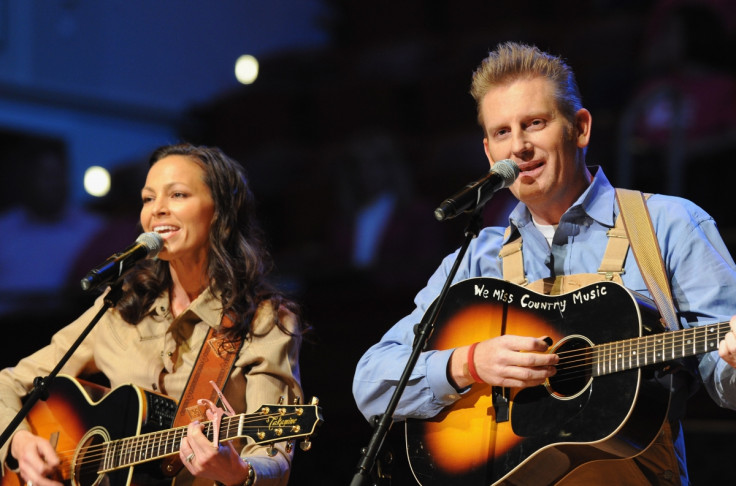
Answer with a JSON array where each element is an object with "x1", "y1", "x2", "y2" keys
[
  {"x1": 99, "y1": 416, "x2": 234, "y2": 471},
  {"x1": 593, "y1": 321, "x2": 730, "y2": 376},
  {"x1": 99, "y1": 406, "x2": 311, "y2": 472}
]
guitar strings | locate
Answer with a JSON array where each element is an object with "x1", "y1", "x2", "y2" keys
[
  {"x1": 548, "y1": 321, "x2": 729, "y2": 382},
  {"x1": 57, "y1": 411, "x2": 300, "y2": 477},
  {"x1": 50, "y1": 411, "x2": 305, "y2": 478},
  {"x1": 540, "y1": 321, "x2": 730, "y2": 386}
]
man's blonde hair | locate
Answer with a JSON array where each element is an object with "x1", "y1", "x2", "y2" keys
[{"x1": 470, "y1": 42, "x2": 583, "y2": 127}]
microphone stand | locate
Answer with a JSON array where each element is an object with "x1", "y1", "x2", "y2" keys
[
  {"x1": 349, "y1": 206, "x2": 485, "y2": 486},
  {"x1": 0, "y1": 281, "x2": 124, "y2": 450}
]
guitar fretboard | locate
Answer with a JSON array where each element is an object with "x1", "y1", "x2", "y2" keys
[
  {"x1": 101, "y1": 416, "x2": 242, "y2": 471},
  {"x1": 592, "y1": 322, "x2": 729, "y2": 376},
  {"x1": 95, "y1": 404, "x2": 314, "y2": 473}
]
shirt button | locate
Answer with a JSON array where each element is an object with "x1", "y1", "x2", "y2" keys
[{"x1": 663, "y1": 470, "x2": 673, "y2": 480}]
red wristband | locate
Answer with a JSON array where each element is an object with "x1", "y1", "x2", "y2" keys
[{"x1": 467, "y1": 342, "x2": 483, "y2": 383}]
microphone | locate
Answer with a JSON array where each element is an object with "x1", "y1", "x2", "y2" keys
[
  {"x1": 434, "y1": 159, "x2": 519, "y2": 221},
  {"x1": 80, "y1": 232, "x2": 164, "y2": 291}
]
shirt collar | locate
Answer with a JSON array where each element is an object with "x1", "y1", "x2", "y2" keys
[
  {"x1": 577, "y1": 166, "x2": 616, "y2": 228},
  {"x1": 187, "y1": 287, "x2": 224, "y2": 328},
  {"x1": 150, "y1": 286, "x2": 224, "y2": 329},
  {"x1": 504, "y1": 166, "x2": 616, "y2": 243}
]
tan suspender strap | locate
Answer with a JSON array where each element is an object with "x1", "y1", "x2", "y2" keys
[
  {"x1": 161, "y1": 325, "x2": 243, "y2": 476},
  {"x1": 499, "y1": 226, "x2": 527, "y2": 285},
  {"x1": 501, "y1": 220, "x2": 629, "y2": 286},
  {"x1": 598, "y1": 212, "x2": 630, "y2": 280},
  {"x1": 501, "y1": 209, "x2": 630, "y2": 287},
  {"x1": 615, "y1": 188, "x2": 679, "y2": 330}
]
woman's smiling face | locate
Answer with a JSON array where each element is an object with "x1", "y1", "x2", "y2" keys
[{"x1": 140, "y1": 155, "x2": 215, "y2": 265}]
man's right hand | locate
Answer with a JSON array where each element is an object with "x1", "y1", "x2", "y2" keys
[{"x1": 449, "y1": 335, "x2": 558, "y2": 389}]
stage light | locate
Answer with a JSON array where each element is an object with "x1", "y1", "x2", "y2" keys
[
  {"x1": 235, "y1": 54, "x2": 259, "y2": 85},
  {"x1": 84, "y1": 166, "x2": 111, "y2": 197}
]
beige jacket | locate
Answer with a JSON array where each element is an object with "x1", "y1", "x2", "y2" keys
[{"x1": 0, "y1": 287, "x2": 303, "y2": 486}]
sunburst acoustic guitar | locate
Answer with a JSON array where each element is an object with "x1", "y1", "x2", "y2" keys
[
  {"x1": 405, "y1": 277, "x2": 728, "y2": 485},
  {"x1": 1, "y1": 375, "x2": 322, "y2": 486}
]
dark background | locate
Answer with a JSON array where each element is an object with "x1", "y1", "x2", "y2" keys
[{"x1": 1, "y1": 1, "x2": 736, "y2": 484}]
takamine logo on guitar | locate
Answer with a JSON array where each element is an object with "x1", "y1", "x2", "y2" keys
[
  {"x1": 406, "y1": 277, "x2": 728, "y2": 486},
  {"x1": 266, "y1": 415, "x2": 299, "y2": 429}
]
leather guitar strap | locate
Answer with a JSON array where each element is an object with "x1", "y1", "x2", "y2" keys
[
  {"x1": 161, "y1": 324, "x2": 243, "y2": 476},
  {"x1": 615, "y1": 188, "x2": 680, "y2": 331}
]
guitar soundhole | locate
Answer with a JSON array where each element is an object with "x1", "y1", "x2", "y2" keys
[
  {"x1": 73, "y1": 428, "x2": 108, "y2": 486},
  {"x1": 545, "y1": 335, "x2": 593, "y2": 400}
]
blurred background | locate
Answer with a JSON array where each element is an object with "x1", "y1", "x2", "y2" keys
[{"x1": 1, "y1": 0, "x2": 736, "y2": 484}]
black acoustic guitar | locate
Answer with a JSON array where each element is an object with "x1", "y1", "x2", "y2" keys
[
  {"x1": 2, "y1": 374, "x2": 322, "y2": 486},
  {"x1": 405, "y1": 277, "x2": 728, "y2": 485}
]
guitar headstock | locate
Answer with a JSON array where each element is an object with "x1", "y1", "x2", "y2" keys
[{"x1": 246, "y1": 397, "x2": 323, "y2": 453}]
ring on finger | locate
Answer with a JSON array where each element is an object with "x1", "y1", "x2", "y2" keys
[{"x1": 185, "y1": 452, "x2": 195, "y2": 463}]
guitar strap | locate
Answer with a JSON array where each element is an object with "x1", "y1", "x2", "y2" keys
[
  {"x1": 161, "y1": 320, "x2": 244, "y2": 476},
  {"x1": 615, "y1": 188, "x2": 680, "y2": 330}
]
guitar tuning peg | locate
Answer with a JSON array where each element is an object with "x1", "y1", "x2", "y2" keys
[
  {"x1": 310, "y1": 396, "x2": 319, "y2": 405},
  {"x1": 285, "y1": 440, "x2": 294, "y2": 453},
  {"x1": 300, "y1": 437, "x2": 312, "y2": 451},
  {"x1": 292, "y1": 396, "x2": 301, "y2": 404},
  {"x1": 267, "y1": 444, "x2": 277, "y2": 457},
  {"x1": 278, "y1": 396, "x2": 285, "y2": 405}
]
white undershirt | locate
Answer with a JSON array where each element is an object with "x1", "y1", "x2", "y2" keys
[{"x1": 532, "y1": 218, "x2": 557, "y2": 247}]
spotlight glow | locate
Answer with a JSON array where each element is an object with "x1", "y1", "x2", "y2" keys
[
  {"x1": 84, "y1": 166, "x2": 111, "y2": 197},
  {"x1": 235, "y1": 54, "x2": 259, "y2": 84}
]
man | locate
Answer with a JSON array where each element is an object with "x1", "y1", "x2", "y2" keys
[{"x1": 352, "y1": 42, "x2": 736, "y2": 485}]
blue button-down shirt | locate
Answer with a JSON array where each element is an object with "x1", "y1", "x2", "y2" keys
[{"x1": 353, "y1": 167, "x2": 736, "y2": 423}]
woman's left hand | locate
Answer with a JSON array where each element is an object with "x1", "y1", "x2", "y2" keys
[{"x1": 179, "y1": 420, "x2": 251, "y2": 486}]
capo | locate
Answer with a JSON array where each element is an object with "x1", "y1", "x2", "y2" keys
[{"x1": 197, "y1": 380, "x2": 236, "y2": 446}]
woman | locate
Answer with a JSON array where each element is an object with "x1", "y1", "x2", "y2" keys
[{"x1": 0, "y1": 144, "x2": 305, "y2": 486}]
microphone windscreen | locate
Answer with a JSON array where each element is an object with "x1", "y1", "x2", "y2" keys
[
  {"x1": 492, "y1": 159, "x2": 520, "y2": 188},
  {"x1": 136, "y1": 232, "x2": 164, "y2": 254}
]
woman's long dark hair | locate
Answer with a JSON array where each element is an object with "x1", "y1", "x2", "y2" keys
[{"x1": 116, "y1": 143, "x2": 302, "y2": 341}]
